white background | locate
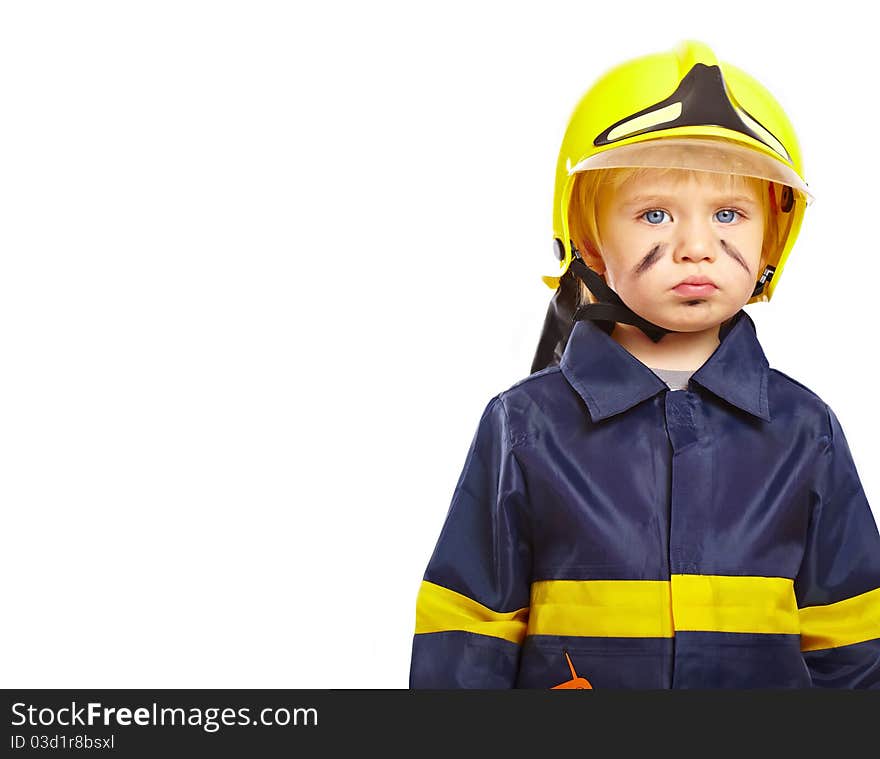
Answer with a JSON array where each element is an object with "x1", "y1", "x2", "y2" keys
[{"x1": 1, "y1": 1, "x2": 877, "y2": 688}]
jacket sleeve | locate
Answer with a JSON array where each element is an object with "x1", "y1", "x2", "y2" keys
[
  {"x1": 409, "y1": 394, "x2": 532, "y2": 688},
  {"x1": 795, "y1": 403, "x2": 880, "y2": 687}
]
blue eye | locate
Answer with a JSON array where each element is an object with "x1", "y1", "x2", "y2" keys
[
  {"x1": 715, "y1": 209, "x2": 740, "y2": 223},
  {"x1": 642, "y1": 209, "x2": 669, "y2": 224}
]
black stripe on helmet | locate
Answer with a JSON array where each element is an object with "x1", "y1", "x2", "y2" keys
[{"x1": 593, "y1": 63, "x2": 791, "y2": 164}]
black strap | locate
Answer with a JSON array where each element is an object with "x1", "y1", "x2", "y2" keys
[
  {"x1": 568, "y1": 255, "x2": 672, "y2": 343},
  {"x1": 529, "y1": 244, "x2": 759, "y2": 372}
]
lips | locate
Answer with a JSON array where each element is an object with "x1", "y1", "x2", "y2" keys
[{"x1": 672, "y1": 276, "x2": 718, "y2": 297}]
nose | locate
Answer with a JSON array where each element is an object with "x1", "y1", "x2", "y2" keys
[{"x1": 672, "y1": 215, "x2": 718, "y2": 264}]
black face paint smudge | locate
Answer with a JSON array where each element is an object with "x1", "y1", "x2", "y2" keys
[
  {"x1": 633, "y1": 244, "x2": 663, "y2": 276},
  {"x1": 720, "y1": 239, "x2": 751, "y2": 275}
]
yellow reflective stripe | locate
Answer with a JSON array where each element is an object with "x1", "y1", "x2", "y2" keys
[
  {"x1": 528, "y1": 576, "x2": 799, "y2": 638},
  {"x1": 529, "y1": 580, "x2": 674, "y2": 637},
  {"x1": 799, "y1": 586, "x2": 880, "y2": 652},
  {"x1": 671, "y1": 574, "x2": 799, "y2": 634},
  {"x1": 606, "y1": 102, "x2": 683, "y2": 142},
  {"x1": 414, "y1": 580, "x2": 528, "y2": 644}
]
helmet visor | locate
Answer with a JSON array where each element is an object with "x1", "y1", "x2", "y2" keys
[{"x1": 569, "y1": 137, "x2": 814, "y2": 205}]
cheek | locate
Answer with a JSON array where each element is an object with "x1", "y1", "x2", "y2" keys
[
  {"x1": 733, "y1": 222, "x2": 766, "y2": 265},
  {"x1": 603, "y1": 223, "x2": 657, "y2": 260},
  {"x1": 731, "y1": 217, "x2": 764, "y2": 245}
]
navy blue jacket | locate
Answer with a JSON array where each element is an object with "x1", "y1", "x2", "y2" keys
[{"x1": 409, "y1": 309, "x2": 880, "y2": 688}]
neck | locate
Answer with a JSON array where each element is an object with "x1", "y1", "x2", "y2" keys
[{"x1": 610, "y1": 317, "x2": 733, "y2": 372}]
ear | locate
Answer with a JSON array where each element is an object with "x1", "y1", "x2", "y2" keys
[{"x1": 579, "y1": 241, "x2": 607, "y2": 276}]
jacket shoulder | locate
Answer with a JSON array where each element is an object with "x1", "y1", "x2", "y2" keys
[
  {"x1": 494, "y1": 365, "x2": 580, "y2": 448},
  {"x1": 768, "y1": 367, "x2": 827, "y2": 404},
  {"x1": 768, "y1": 367, "x2": 832, "y2": 433},
  {"x1": 498, "y1": 364, "x2": 569, "y2": 403},
  {"x1": 505, "y1": 364, "x2": 563, "y2": 391}
]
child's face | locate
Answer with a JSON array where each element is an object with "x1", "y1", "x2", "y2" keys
[{"x1": 594, "y1": 169, "x2": 765, "y2": 333}]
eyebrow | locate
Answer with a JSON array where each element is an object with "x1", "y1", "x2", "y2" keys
[{"x1": 621, "y1": 194, "x2": 759, "y2": 207}]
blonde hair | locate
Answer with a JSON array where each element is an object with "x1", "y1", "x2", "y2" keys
[{"x1": 568, "y1": 167, "x2": 783, "y2": 305}]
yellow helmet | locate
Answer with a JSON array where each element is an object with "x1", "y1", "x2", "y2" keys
[{"x1": 544, "y1": 39, "x2": 813, "y2": 305}]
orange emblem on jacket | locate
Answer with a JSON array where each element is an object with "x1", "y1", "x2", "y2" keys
[{"x1": 551, "y1": 650, "x2": 593, "y2": 689}]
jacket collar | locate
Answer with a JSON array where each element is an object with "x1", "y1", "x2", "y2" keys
[{"x1": 559, "y1": 309, "x2": 771, "y2": 423}]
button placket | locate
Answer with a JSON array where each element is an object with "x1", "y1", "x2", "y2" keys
[{"x1": 664, "y1": 390, "x2": 713, "y2": 688}]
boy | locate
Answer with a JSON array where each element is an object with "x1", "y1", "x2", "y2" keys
[{"x1": 409, "y1": 40, "x2": 880, "y2": 688}]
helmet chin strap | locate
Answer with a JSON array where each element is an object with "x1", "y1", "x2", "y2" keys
[
  {"x1": 568, "y1": 254, "x2": 674, "y2": 343},
  {"x1": 568, "y1": 250, "x2": 774, "y2": 344}
]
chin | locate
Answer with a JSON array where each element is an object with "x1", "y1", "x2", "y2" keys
[{"x1": 648, "y1": 303, "x2": 731, "y2": 333}]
